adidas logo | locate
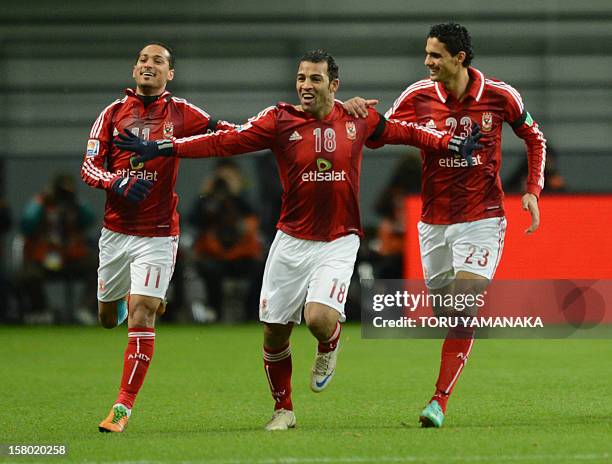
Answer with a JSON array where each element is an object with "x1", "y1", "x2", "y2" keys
[
  {"x1": 289, "y1": 131, "x2": 302, "y2": 141},
  {"x1": 426, "y1": 119, "x2": 436, "y2": 129}
]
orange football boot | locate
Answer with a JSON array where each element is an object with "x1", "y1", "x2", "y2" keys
[{"x1": 98, "y1": 404, "x2": 131, "y2": 433}]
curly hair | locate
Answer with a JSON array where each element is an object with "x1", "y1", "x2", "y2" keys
[{"x1": 428, "y1": 23, "x2": 474, "y2": 67}]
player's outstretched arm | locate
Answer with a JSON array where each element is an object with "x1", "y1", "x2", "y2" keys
[
  {"x1": 522, "y1": 193, "x2": 540, "y2": 234},
  {"x1": 375, "y1": 116, "x2": 483, "y2": 164},
  {"x1": 116, "y1": 107, "x2": 277, "y2": 164}
]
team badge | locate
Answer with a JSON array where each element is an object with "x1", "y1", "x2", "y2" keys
[
  {"x1": 130, "y1": 156, "x2": 144, "y2": 170},
  {"x1": 481, "y1": 112, "x2": 493, "y2": 132},
  {"x1": 86, "y1": 139, "x2": 99, "y2": 157},
  {"x1": 346, "y1": 122, "x2": 356, "y2": 140},
  {"x1": 317, "y1": 158, "x2": 332, "y2": 172},
  {"x1": 163, "y1": 121, "x2": 174, "y2": 137}
]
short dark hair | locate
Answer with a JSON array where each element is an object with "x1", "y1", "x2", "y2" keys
[
  {"x1": 299, "y1": 49, "x2": 339, "y2": 81},
  {"x1": 136, "y1": 42, "x2": 175, "y2": 69},
  {"x1": 428, "y1": 23, "x2": 473, "y2": 67}
]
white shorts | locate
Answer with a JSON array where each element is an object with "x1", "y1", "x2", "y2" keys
[
  {"x1": 418, "y1": 217, "x2": 506, "y2": 289},
  {"x1": 97, "y1": 228, "x2": 179, "y2": 302},
  {"x1": 259, "y1": 230, "x2": 360, "y2": 324}
]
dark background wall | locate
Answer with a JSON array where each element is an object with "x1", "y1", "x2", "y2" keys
[{"x1": 1, "y1": 0, "x2": 611, "y2": 235}]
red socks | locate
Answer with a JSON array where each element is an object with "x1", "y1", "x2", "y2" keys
[
  {"x1": 116, "y1": 327, "x2": 155, "y2": 409},
  {"x1": 432, "y1": 326, "x2": 475, "y2": 413},
  {"x1": 262, "y1": 322, "x2": 340, "y2": 411},
  {"x1": 318, "y1": 321, "x2": 341, "y2": 353},
  {"x1": 263, "y1": 344, "x2": 292, "y2": 411}
]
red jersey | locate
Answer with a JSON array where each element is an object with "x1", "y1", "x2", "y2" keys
[
  {"x1": 81, "y1": 89, "x2": 234, "y2": 236},
  {"x1": 174, "y1": 102, "x2": 452, "y2": 241},
  {"x1": 374, "y1": 67, "x2": 546, "y2": 225}
]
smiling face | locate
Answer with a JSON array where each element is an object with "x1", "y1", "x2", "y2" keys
[
  {"x1": 424, "y1": 37, "x2": 465, "y2": 84},
  {"x1": 132, "y1": 44, "x2": 174, "y2": 96},
  {"x1": 296, "y1": 60, "x2": 339, "y2": 119}
]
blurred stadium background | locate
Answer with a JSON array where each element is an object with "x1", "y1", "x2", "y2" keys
[
  {"x1": 0, "y1": 0, "x2": 611, "y2": 323},
  {"x1": 1, "y1": 2, "x2": 612, "y2": 463}
]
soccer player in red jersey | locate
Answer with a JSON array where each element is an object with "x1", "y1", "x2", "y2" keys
[
  {"x1": 117, "y1": 49, "x2": 482, "y2": 431},
  {"x1": 81, "y1": 42, "x2": 235, "y2": 433},
  {"x1": 344, "y1": 23, "x2": 547, "y2": 427}
]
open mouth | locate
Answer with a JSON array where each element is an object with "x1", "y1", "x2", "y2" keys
[
  {"x1": 141, "y1": 71, "x2": 155, "y2": 78},
  {"x1": 301, "y1": 93, "x2": 315, "y2": 103}
]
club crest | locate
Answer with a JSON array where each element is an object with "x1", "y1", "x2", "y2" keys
[
  {"x1": 481, "y1": 112, "x2": 493, "y2": 132},
  {"x1": 163, "y1": 121, "x2": 174, "y2": 137},
  {"x1": 130, "y1": 157, "x2": 144, "y2": 170},
  {"x1": 346, "y1": 121, "x2": 356, "y2": 140}
]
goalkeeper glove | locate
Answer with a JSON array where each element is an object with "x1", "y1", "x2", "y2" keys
[
  {"x1": 110, "y1": 176, "x2": 153, "y2": 202},
  {"x1": 114, "y1": 129, "x2": 174, "y2": 164},
  {"x1": 447, "y1": 123, "x2": 483, "y2": 166}
]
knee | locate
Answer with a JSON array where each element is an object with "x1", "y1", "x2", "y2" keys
[
  {"x1": 98, "y1": 302, "x2": 118, "y2": 328},
  {"x1": 305, "y1": 313, "x2": 338, "y2": 342},
  {"x1": 98, "y1": 311, "x2": 117, "y2": 329},
  {"x1": 99, "y1": 313, "x2": 116, "y2": 329},
  {"x1": 263, "y1": 323, "x2": 292, "y2": 349},
  {"x1": 305, "y1": 313, "x2": 327, "y2": 332},
  {"x1": 304, "y1": 305, "x2": 337, "y2": 332},
  {"x1": 454, "y1": 272, "x2": 489, "y2": 294},
  {"x1": 130, "y1": 301, "x2": 157, "y2": 319},
  {"x1": 129, "y1": 296, "x2": 159, "y2": 327}
]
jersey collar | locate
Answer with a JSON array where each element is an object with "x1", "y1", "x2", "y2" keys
[
  {"x1": 433, "y1": 67, "x2": 485, "y2": 104},
  {"x1": 283, "y1": 100, "x2": 341, "y2": 121},
  {"x1": 125, "y1": 88, "x2": 172, "y2": 101}
]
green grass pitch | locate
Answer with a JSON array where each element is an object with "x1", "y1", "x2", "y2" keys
[{"x1": 0, "y1": 324, "x2": 611, "y2": 463}]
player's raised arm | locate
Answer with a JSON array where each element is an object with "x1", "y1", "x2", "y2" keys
[
  {"x1": 369, "y1": 111, "x2": 483, "y2": 165},
  {"x1": 175, "y1": 106, "x2": 276, "y2": 158},
  {"x1": 115, "y1": 106, "x2": 278, "y2": 164},
  {"x1": 174, "y1": 96, "x2": 238, "y2": 135}
]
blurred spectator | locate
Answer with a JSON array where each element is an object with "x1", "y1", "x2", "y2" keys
[
  {"x1": 505, "y1": 144, "x2": 566, "y2": 193},
  {"x1": 255, "y1": 151, "x2": 283, "y2": 247},
  {"x1": 372, "y1": 152, "x2": 422, "y2": 278},
  {"x1": 188, "y1": 160, "x2": 264, "y2": 321},
  {"x1": 16, "y1": 173, "x2": 98, "y2": 323}
]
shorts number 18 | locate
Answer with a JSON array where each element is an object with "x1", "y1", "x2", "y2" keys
[{"x1": 329, "y1": 278, "x2": 347, "y2": 303}]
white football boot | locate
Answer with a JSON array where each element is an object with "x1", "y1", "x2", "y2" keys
[
  {"x1": 264, "y1": 409, "x2": 296, "y2": 431},
  {"x1": 310, "y1": 340, "x2": 340, "y2": 392}
]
